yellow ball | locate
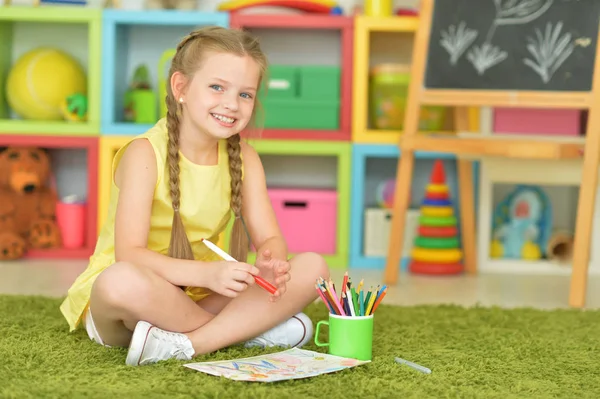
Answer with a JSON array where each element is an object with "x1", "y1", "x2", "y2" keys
[{"x1": 6, "y1": 48, "x2": 87, "y2": 121}]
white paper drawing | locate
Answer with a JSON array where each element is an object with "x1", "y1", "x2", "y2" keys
[
  {"x1": 440, "y1": 21, "x2": 479, "y2": 64},
  {"x1": 523, "y1": 21, "x2": 575, "y2": 83}
]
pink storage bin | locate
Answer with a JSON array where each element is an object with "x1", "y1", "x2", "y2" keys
[
  {"x1": 493, "y1": 108, "x2": 581, "y2": 136},
  {"x1": 268, "y1": 188, "x2": 337, "y2": 254}
]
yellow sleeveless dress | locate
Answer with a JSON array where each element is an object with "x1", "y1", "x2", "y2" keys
[{"x1": 60, "y1": 118, "x2": 236, "y2": 332}]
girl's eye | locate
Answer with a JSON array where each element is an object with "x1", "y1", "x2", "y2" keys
[
  {"x1": 210, "y1": 84, "x2": 223, "y2": 91},
  {"x1": 240, "y1": 93, "x2": 253, "y2": 99}
]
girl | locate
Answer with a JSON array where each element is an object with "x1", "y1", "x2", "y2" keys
[{"x1": 60, "y1": 26, "x2": 330, "y2": 366}]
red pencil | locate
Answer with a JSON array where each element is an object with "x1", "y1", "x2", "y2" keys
[{"x1": 370, "y1": 288, "x2": 387, "y2": 314}]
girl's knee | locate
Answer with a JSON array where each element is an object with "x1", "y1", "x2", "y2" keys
[
  {"x1": 292, "y1": 252, "x2": 330, "y2": 281},
  {"x1": 91, "y1": 261, "x2": 154, "y2": 308}
]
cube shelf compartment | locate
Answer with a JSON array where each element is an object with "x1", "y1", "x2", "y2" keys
[
  {"x1": 221, "y1": 139, "x2": 351, "y2": 268},
  {"x1": 231, "y1": 14, "x2": 353, "y2": 141},
  {"x1": 0, "y1": 134, "x2": 98, "y2": 259},
  {"x1": 0, "y1": 7, "x2": 101, "y2": 135},
  {"x1": 349, "y1": 143, "x2": 465, "y2": 269},
  {"x1": 100, "y1": 10, "x2": 229, "y2": 136}
]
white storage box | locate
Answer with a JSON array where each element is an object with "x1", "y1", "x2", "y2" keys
[{"x1": 364, "y1": 208, "x2": 420, "y2": 257}]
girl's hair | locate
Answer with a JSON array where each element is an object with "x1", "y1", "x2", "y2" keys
[{"x1": 165, "y1": 26, "x2": 268, "y2": 262}]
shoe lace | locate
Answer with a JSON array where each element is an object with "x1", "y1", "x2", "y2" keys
[{"x1": 152, "y1": 329, "x2": 195, "y2": 360}]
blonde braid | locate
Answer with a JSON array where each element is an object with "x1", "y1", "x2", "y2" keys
[
  {"x1": 166, "y1": 92, "x2": 194, "y2": 260},
  {"x1": 227, "y1": 133, "x2": 250, "y2": 262}
]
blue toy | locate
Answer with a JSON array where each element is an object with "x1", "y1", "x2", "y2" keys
[{"x1": 490, "y1": 185, "x2": 552, "y2": 260}]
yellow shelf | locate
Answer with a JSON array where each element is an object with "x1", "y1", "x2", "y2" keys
[
  {"x1": 353, "y1": 129, "x2": 456, "y2": 144},
  {"x1": 356, "y1": 15, "x2": 419, "y2": 32},
  {"x1": 97, "y1": 136, "x2": 131, "y2": 234}
]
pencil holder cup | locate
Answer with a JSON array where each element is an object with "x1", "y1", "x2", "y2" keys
[{"x1": 314, "y1": 314, "x2": 374, "y2": 361}]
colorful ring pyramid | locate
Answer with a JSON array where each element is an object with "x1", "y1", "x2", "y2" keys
[{"x1": 409, "y1": 160, "x2": 464, "y2": 275}]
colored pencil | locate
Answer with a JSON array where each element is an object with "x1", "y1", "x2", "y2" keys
[
  {"x1": 314, "y1": 274, "x2": 387, "y2": 316},
  {"x1": 201, "y1": 239, "x2": 277, "y2": 295},
  {"x1": 370, "y1": 287, "x2": 387, "y2": 314}
]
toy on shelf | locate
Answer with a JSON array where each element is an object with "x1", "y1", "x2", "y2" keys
[
  {"x1": 490, "y1": 185, "x2": 552, "y2": 261},
  {"x1": 218, "y1": 0, "x2": 339, "y2": 14},
  {"x1": 261, "y1": 65, "x2": 340, "y2": 130},
  {"x1": 61, "y1": 93, "x2": 88, "y2": 122},
  {"x1": 0, "y1": 147, "x2": 62, "y2": 260},
  {"x1": 6, "y1": 47, "x2": 86, "y2": 121},
  {"x1": 145, "y1": 0, "x2": 196, "y2": 10},
  {"x1": 158, "y1": 49, "x2": 176, "y2": 118},
  {"x1": 124, "y1": 65, "x2": 157, "y2": 124},
  {"x1": 409, "y1": 160, "x2": 463, "y2": 275},
  {"x1": 369, "y1": 64, "x2": 446, "y2": 131}
]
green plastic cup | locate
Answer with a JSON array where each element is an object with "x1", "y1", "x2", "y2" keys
[{"x1": 314, "y1": 314, "x2": 374, "y2": 361}]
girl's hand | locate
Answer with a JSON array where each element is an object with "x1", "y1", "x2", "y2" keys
[
  {"x1": 205, "y1": 261, "x2": 259, "y2": 298},
  {"x1": 255, "y1": 249, "x2": 291, "y2": 302}
]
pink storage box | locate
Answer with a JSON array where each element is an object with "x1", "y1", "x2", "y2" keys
[
  {"x1": 493, "y1": 108, "x2": 581, "y2": 136},
  {"x1": 268, "y1": 188, "x2": 337, "y2": 254}
]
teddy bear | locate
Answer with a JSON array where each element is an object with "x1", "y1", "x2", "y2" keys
[
  {"x1": 0, "y1": 147, "x2": 62, "y2": 260},
  {"x1": 145, "y1": 0, "x2": 197, "y2": 10}
]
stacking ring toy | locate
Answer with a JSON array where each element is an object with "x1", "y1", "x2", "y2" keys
[
  {"x1": 420, "y1": 206, "x2": 454, "y2": 217},
  {"x1": 419, "y1": 215, "x2": 457, "y2": 226},
  {"x1": 418, "y1": 226, "x2": 458, "y2": 237},
  {"x1": 414, "y1": 236, "x2": 460, "y2": 249},
  {"x1": 411, "y1": 248, "x2": 463, "y2": 263},
  {"x1": 425, "y1": 184, "x2": 449, "y2": 194},
  {"x1": 422, "y1": 198, "x2": 452, "y2": 206},
  {"x1": 409, "y1": 260, "x2": 463, "y2": 275}
]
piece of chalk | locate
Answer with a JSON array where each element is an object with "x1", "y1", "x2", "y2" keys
[{"x1": 394, "y1": 357, "x2": 431, "y2": 374}]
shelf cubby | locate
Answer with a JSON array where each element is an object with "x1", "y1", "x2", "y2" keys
[
  {"x1": 477, "y1": 157, "x2": 600, "y2": 276},
  {"x1": 0, "y1": 134, "x2": 98, "y2": 259},
  {"x1": 0, "y1": 7, "x2": 101, "y2": 136},
  {"x1": 100, "y1": 10, "x2": 229, "y2": 136},
  {"x1": 231, "y1": 13, "x2": 353, "y2": 141},
  {"x1": 221, "y1": 139, "x2": 351, "y2": 268},
  {"x1": 349, "y1": 143, "x2": 468, "y2": 270}
]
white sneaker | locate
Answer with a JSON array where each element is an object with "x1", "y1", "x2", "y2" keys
[
  {"x1": 125, "y1": 321, "x2": 195, "y2": 366},
  {"x1": 244, "y1": 312, "x2": 313, "y2": 349}
]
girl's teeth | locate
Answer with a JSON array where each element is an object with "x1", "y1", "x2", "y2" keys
[{"x1": 212, "y1": 114, "x2": 235, "y2": 124}]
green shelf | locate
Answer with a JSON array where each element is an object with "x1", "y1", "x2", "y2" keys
[{"x1": 0, "y1": 6, "x2": 101, "y2": 23}]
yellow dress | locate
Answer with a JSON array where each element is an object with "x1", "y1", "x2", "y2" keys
[{"x1": 60, "y1": 118, "x2": 237, "y2": 332}]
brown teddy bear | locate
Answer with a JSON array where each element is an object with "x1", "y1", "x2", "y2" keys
[{"x1": 0, "y1": 147, "x2": 62, "y2": 260}]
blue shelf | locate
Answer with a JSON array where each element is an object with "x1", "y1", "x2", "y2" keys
[
  {"x1": 349, "y1": 143, "x2": 479, "y2": 270},
  {"x1": 100, "y1": 10, "x2": 229, "y2": 135}
]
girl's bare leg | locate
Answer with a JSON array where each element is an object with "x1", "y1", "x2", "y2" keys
[
  {"x1": 88, "y1": 261, "x2": 215, "y2": 347},
  {"x1": 186, "y1": 252, "x2": 329, "y2": 355}
]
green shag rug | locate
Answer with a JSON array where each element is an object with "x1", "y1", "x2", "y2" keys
[{"x1": 2, "y1": 295, "x2": 600, "y2": 398}]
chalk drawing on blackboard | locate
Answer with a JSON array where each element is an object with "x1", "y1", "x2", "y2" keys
[
  {"x1": 438, "y1": 0, "x2": 556, "y2": 75},
  {"x1": 440, "y1": 22, "x2": 479, "y2": 65},
  {"x1": 523, "y1": 21, "x2": 575, "y2": 83}
]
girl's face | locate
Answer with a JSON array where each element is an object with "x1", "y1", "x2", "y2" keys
[{"x1": 178, "y1": 51, "x2": 261, "y2": 140}]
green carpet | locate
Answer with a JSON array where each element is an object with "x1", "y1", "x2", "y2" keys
[{"x1": 2, "y1": 295, "x2": 600, "y2": 398}]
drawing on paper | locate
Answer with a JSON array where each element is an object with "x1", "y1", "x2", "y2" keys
[
  {"x1": 438, "y1": 0, "x2": 574, "y2": 80},
  {"x1": 523, "y1": 21, "x2": 575, "y2": 83},
  {"x1": 182, "y1": 348, "x2": 370, "y2": 382}
]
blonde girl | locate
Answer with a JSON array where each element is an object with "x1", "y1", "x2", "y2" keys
[{"x1": 60, "y1": 26, "x2": 330, "y2": 366}]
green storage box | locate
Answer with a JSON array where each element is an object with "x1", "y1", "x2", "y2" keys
[
  {"x1": 262, "y1": 99, "x2": 340, "y2": 130},
  {"x1": 261, "y1": 65, "x2": 298, "y2": 99},
  {"x1": 298, "y1": 66, "x2": 340, "y2": 101}
]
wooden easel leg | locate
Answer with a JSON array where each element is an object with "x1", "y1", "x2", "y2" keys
[
  {"x1": 454, "y1": 107, "x2": 477, "y2": 274},
  {"x1": 569, "y1": 110, "x2": 600, "y2": 308},
  {"x1": 457, "y1": 158, "x2": 477, "y2": 273},
  {"x1": 384, "y1": 149, "x2": 415, "y2": 284}
]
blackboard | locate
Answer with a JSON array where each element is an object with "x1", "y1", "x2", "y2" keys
[{"x1": 424, "y1": 0, "x2": 600, "y2": 91}]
